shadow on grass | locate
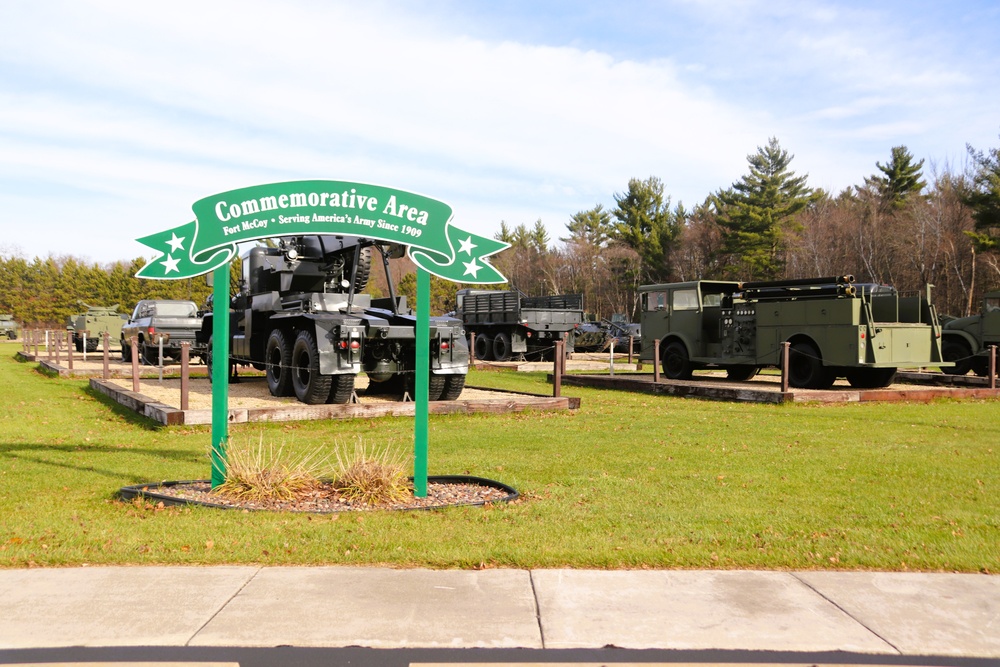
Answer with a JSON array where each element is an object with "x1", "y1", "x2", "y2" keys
[
  {"x1": 0, "y1": 442, "x2": 208, "y2": 485},
  {"x1": 83, "y1": 385, "x2": 170, "y2": 432}
]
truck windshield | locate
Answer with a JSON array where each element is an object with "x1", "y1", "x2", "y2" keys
[{"x1": 154, "y1": 303, "x2": 196, "y2": 317}]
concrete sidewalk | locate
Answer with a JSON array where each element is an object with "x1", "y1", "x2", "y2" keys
[{"x1": 0, "y1": 567, "x2": 997, "y2": 658}]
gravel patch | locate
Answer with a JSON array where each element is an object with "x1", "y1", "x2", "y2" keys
[{"x1": 124, "y1": 477, "x2": 517, "y2": 513}]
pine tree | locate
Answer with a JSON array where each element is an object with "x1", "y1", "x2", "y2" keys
[
  {"x1": 714, "y1": 137, "x2": 816, "y2": 280},
  {"x1": 867, "y1": 145, "x2": 926, "y2": 210},
  {"x1": 611, "y1": 176, "x2": 682, "y2": 283},
  {"x1": 962, "y1": 140, "x2": 1000, "y2": 254}
]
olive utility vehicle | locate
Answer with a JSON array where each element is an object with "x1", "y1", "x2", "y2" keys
[{"x1": 638, "y1": 275, "x2": 947, "y2": 389}]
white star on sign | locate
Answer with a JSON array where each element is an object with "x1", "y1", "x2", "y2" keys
[
  {"x1": 162, "y1": 254, "x2": 181, "y2": 274},
  {"x1": 166, "y1": 232, "x2": 185, "y2": 252},
  {"x1": 462, "y1": 258, "x2": 481, "y2": 278},
  {"x1": 458, "y1": 236, "x2": 477, "y2": 256}
]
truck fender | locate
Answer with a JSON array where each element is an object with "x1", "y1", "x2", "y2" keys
[{"x1": 941, "y1": 329, "x2": 980, "y2": 355}]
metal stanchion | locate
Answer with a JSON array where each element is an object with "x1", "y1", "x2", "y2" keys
[
  {"x1": 553, "y1": 339, "x2": 563, "y2": 397},
  {"x1": 990, "y1": 345, "x2": 997, "y2": 390},
  {"x1": 180, "y1": 341, "x2": 190, "y2": 410},
  {"x1": 130, "y1": 336, "x2": 140, "y2": 392},
  {"x1": 781, "y1": 341, "x2": 791, "y2": 393},
  {"x1": 653, "y1": 339, "x2": 661, "y2": 383}
]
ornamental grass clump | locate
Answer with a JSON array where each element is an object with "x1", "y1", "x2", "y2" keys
[
  {"x1": 215, "y1": 434, "x2": 328, "y2": 503},
  {"x1": 333, "y1": 438, "x2": 410, "y2": 506}
]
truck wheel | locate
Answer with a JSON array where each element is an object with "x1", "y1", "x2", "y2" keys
[
  {"x1": 493, "y1": 332, "x2": 513, "y2": 361},
  {"x1": 788, "y1": 342, "x2": 835, "y2": 389},
  {"x1": 327, "y1": 374, "x2": 355, "y2": 404},
  {"x1": 291, "y1": 329, "x2": 333, "y2": 404},
  {"x1": 352, "y1": 245, "x2": 372, "y2": 291},
  {"x1": 845, "y1": 367, "x2": 897, "y2": 388},
  {"x1": 725, "y1": 365, "x2": 758, "y2": 382},
  {"x1": 941, "y1": 338, "x2": 973, "y2": 375},
  {"x1": 265, "y1": 329, "x2": 294, "y2": 397},
  {"x1": 121, "y1": 339, "x2": 131, "y2": 362},
  {"x1": 86, "y1": 338, "x2": 99, "y2": 353},
  {"x1": 441, "y1": 374, "x2": 466, "y2": 401},
  {"x1": 474, "y1": 333, "x2": 493, "y2": 361},
  {"x1": 662, "y1": 342, "x2": 693, "y2": 380},
  {"x1": 74, "y1": 338, "x2": 83, "y2": 353},
  {"x1": 428, "y1": 373, "x2": 447, "y2": 401}
]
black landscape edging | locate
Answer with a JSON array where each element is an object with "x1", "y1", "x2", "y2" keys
[{"x1": 119, "y1": 474, "x2": 519, "y2": 512}]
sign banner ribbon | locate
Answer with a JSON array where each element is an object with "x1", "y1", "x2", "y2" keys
[{"x1": 135, "y1": 180, "x2": 509, "y2": 284}]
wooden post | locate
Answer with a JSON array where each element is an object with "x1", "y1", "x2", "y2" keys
[
  {"x1": 609, "y1": 340, "x2": 615, "y2": 376},
  {"x1": 781, "y1": 341, "x2": 791, "y2": 393},
  {"x1": 468, "y1": 329, "x2": 475, "y2": 369},
  {"x1": 180, "y1": 341, "x2": 190, "y2": 410},
  {"x1": 628, "y1": 336, "x2": 634, "y2": 365},
  {"x1": 990, "y1": 345, "x2": 997, "y2": 391},
  {"x1": 653, "y1": 338, "x2": 661, "y2": 383},
  {"x1": 54, "y1": 331, "x2": 61, "y2": 365},
  {"x1": 66, "y1": 332, "x2": 73, "y2": 371},
  {"x1": 553, "y1": 339, "x2": 563, "y2": 397},
  {"x1": 102, "y1": 332, "x2": 110, "y2": 380},
  {"x1": 130, "y1": 335, "x2": 140, "y2": 392},
  {"x1": 33, "y1": 329, "x2": 39, "y2": 358}
]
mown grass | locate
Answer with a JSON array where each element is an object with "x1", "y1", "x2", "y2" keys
[{"x1": 0, "y1": 343, "x2": 997, "y2": 571}]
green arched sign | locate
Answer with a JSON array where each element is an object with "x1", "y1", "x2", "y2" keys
[{"x1": 135, "y1": 180, "x2": 507, "y2": 284}]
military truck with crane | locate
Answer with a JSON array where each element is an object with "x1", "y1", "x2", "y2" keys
[
  {"x1": 455, "y1": 289, "x2": 583, "y2": 361},
  {"x1": 0, "y1": 313, "x2": 18, "y2": 340},
  {"x1": 638, "y1": 275, "x2": 947, "y2": 389},
  {"x1": 940, "y1": 290, "x2": 1000, "y2": 376},
  {"x1": 199, "y1": 235, "x2": 469, "y2": 405}
]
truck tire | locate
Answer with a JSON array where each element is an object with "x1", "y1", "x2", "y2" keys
[
  {"x1": 74, "y1": 337, "x2": 84, "y2": 353},
  {"x1": 662, "y1": 342, "x2": 693, "y2": 380},
  {"x1": 352, "y1": 245, "x2": 372, "y2": 291},
  {"x1": 941, "y1": 338, "x2": 973, "y2": 375},
  {"x1": 428, "y1": 373, "x2": 447, "y2": 401},
  {"x1": 493, "y1": 332, "x2": 513, "y2": 361},
  {"x1": 725, "y1": 365, "x2": 758, "y2": 382},
  {"x1": 788, "y1": 342, "x2": 835, "y2": 389},
  {"x1": 474, "y1": 333, "x2": 492, "y2": 360},
  {"x1": 327, "y1": 374, "x2": 355, "y2": 404},
  {"x1": 121, "y1": 338, "x2": 131, "y2": 362},
  {"x1": 441, "y1": 374, "x2": 466, "y2": 401},
  {"x1": 265, "y1": 329, "x2": 294, "y2": 397},
  {"x1": 845, "y1": 367, "x2": 897, "y2": 388},
  {"x1": 291, "y1": 329, "x2": 333, "y2": 404}
]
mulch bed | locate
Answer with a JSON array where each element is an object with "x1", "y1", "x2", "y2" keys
[{"x1": 120, "y1": 475, "x2": 518, "y2": 513}]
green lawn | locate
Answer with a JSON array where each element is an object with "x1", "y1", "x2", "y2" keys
[{"x1": 1, "y1": 344, "x2": 997, "y2": 572}]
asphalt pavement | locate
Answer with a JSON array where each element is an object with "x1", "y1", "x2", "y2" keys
[{"x1": 0, "y1": 566, "x2": 998, "y2": 661}]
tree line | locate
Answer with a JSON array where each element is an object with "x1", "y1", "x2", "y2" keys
[
  {"x1": 3, "y1": 135, "x2": 999, "y2": 326},
  {"x1": 485, "y1": 136, "x2": 1000, "y2": 320}
]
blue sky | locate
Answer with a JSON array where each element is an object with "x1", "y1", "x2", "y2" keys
[{"x1": 2, "y1": 0, "x2": 998, "y2": 265}]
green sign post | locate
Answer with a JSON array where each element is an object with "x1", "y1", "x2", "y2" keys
[{"x1": 135, "y1": 180, "x2": 508, "y2": 494}]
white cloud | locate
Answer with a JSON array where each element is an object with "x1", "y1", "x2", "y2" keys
[{"x1": 0, "y1": 0, "x2": 998, "y2": 263}]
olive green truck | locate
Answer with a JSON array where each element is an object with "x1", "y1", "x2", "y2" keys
[
  {"x1": 638, "y1": 275, "x2": 947, "y2": 389},
  {"x1": 941, "y1": 290, "x2": 1000, "y2": 376}
]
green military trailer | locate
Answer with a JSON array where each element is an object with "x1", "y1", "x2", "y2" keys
[
  {"x1": 941, "y1": 290, "x2": 1000, "y2": 376},
  {"x1": 638, "y1": 275, "x2": 947, "y2": 389},
  {"x1": 67, "y1": 303, "x2": 127, "y2": 352},
  {"x1": 0, "y1": 313, "x2": 18, "y2": 340}
]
